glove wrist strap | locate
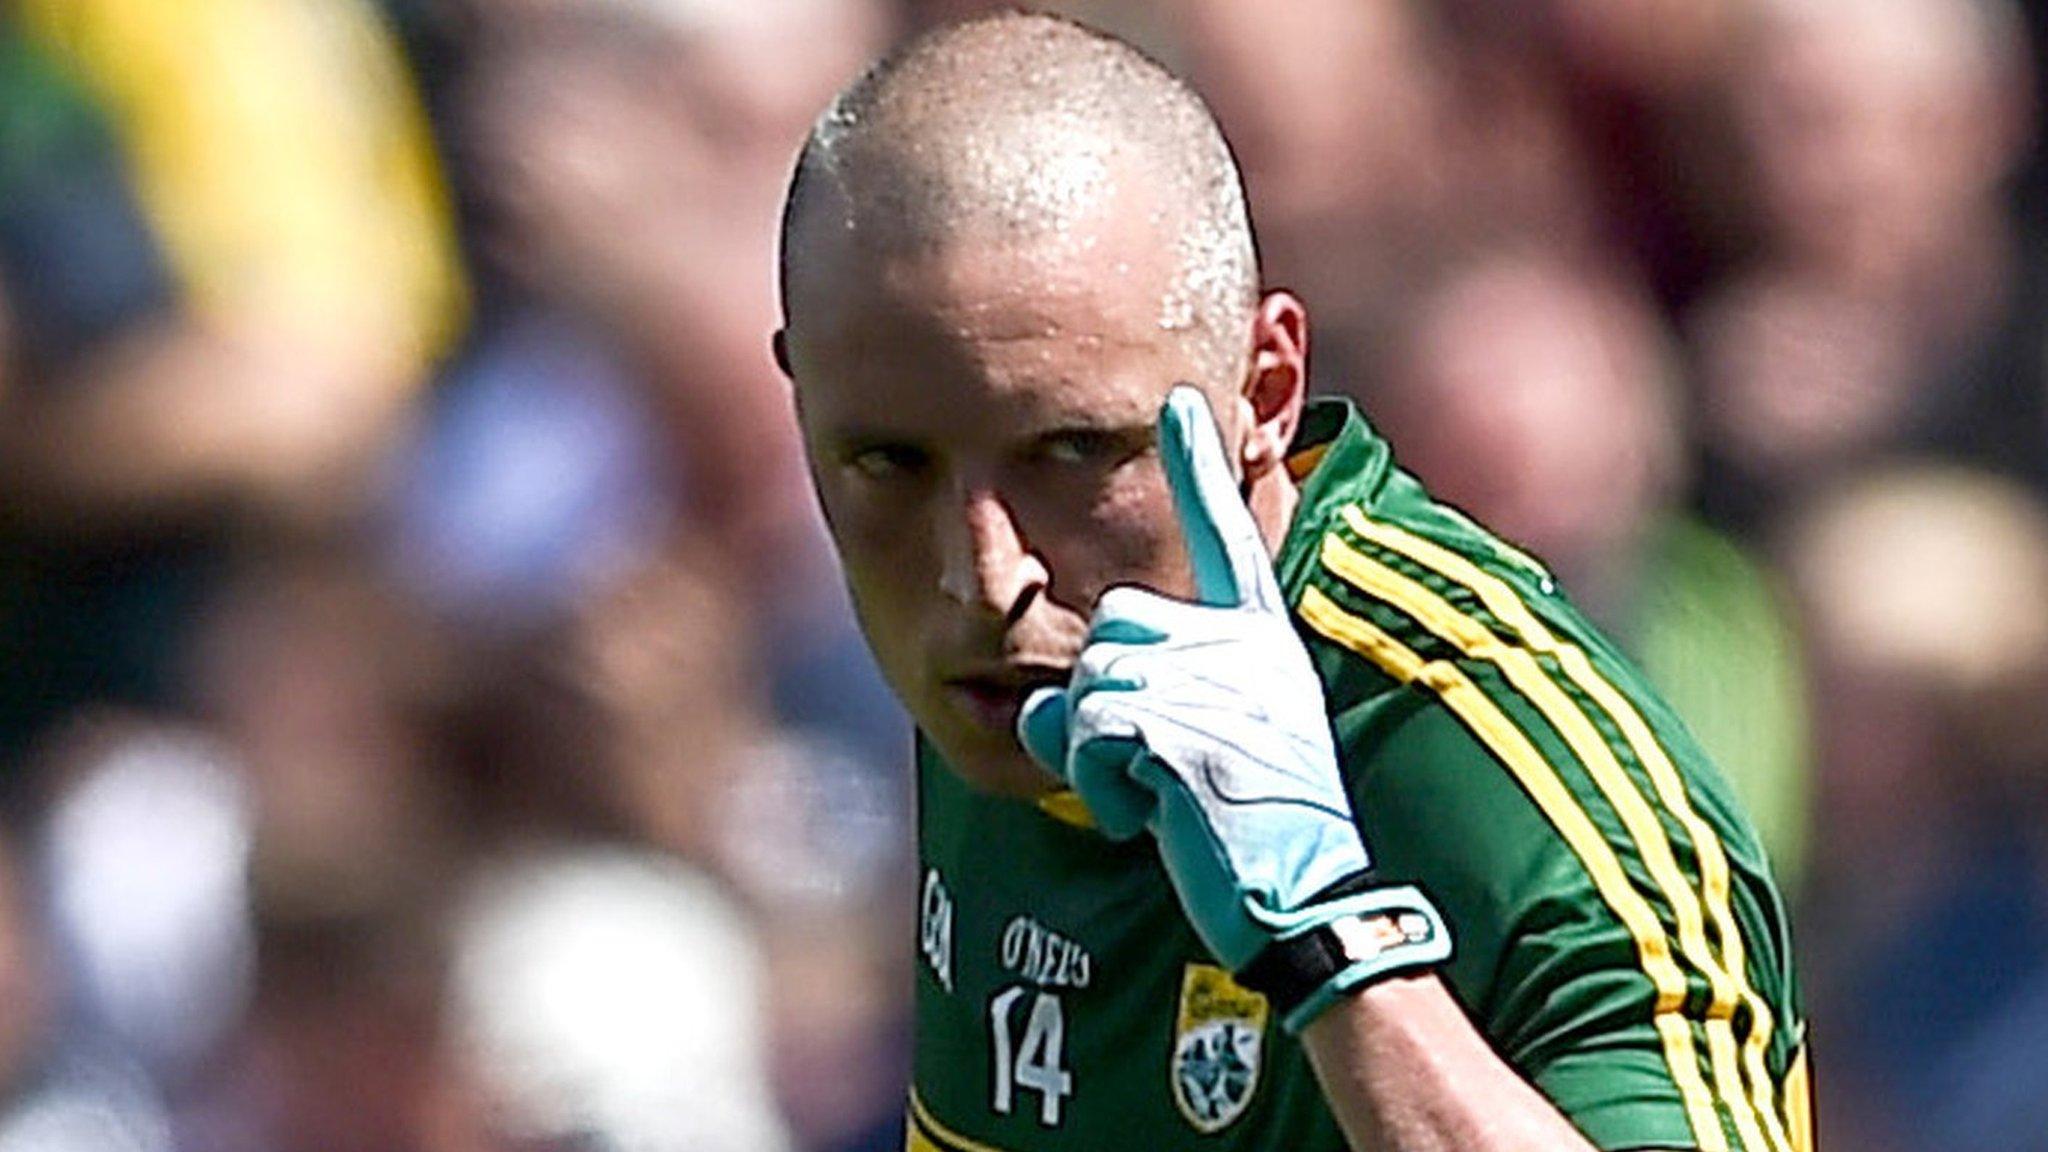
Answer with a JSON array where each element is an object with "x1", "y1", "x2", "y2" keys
[{"x1": 1237, "y1": 884, "x2": 1453, "y2": 1034}]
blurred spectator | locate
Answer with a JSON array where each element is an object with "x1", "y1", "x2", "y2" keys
[
  {"x1": 148, "y1": 534, "x2": 894, "y2": 1152},
  {"x1": 1689, "y1": 0, "x2": 2037, "y2": 527},
  {"x1": 1731, "y1": 0, "x2": 2029, "y2": 313},
  {"x1": 1350, "y1": 245, "x2": 1812, "y2": 883},
  {"x1": 465, "y1": 546, "x2": 912, "y2": 1152},
  {"x1": 161, "y1": 554, "x2": 467, "y2": 1152},
  {"x1": 1424, "y1": 0, "x2": 1755, "y2": 314},
  {"x1": 15, "y1": 557, "x2": 473, "y2": 1152},
  {"x1": 383, "y1": 313, "x2": 676, "y2": 638},
  {"x1": 209, "y1": 885, "x2": 455, "y2": 1152},
  {"x1": 449, "y1": 0, "x2": 880, "y2": 594},
  {"x1": 35, "y1": 718, "x2": 253, "y2": 1083},
  {"x1": 441, "y1": 847, "x2": 792, "y2": 1152},
  {"x1": 1178, "y1": 0, "x2": 1454, "y2": 314},
  {"x1": 0, "y1": 815, "x2": 174, "y2": 1152},
  {"x1": 1781, "y1": 464, "x2": 2048, "y2": 1151},
  {"x1": 0, "y1": 0, "x2": 465, "y2": 762},
  {"x1": 190, "y1": 555, "x2": 462, "y2": 930},
  {"x1": 420, "y1": 0, "x2": 908, "y2": 768},
  {"x1": 0, "y1": 0, "x2": 463, "y2": 521},
  {"x1": 462, "y1": 547, "x2": 773, "y2": 862},
  {"x1": 3, "y1": 3, "x2": 2047, "y2": 1150},
  {"x1": 1688, "y1": 277, "x2": 1919, "y2": 527}
]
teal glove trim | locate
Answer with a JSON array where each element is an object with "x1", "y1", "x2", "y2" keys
[{"x1": 1274, "y1": 886, "x2": 1453, "y2": 1034}]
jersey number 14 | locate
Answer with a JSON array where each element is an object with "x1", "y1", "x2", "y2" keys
[{"x1": 989, "y1": 986, "x2": 1074, "y2": 1126}]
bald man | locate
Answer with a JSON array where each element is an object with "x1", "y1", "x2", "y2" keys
[{"x1": 774, "y1": 14, "x2": 1809, "y2": 1152}]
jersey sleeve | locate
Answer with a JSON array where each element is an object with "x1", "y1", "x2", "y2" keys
[
  {"x1": 1295, "y1": 520, "x2": 1808, "y2": 1152},
  {"x1": 1347, "y1": 696, "x2": 1713, "y2": 1149}
]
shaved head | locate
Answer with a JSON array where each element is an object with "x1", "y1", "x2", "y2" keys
[{"x1": 779, "y1": 11, "x2": 1260, "y2": 378}]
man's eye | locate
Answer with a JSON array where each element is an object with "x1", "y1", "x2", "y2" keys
[
  {"x1": 847, "y1": 444, "x2": 930, "y2": 481},
  {"x1": 1037, "y1": 429, "x2": 1132, "y2": 467}
]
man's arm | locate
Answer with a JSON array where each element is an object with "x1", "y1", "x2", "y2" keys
[{"x1": 1300, "y1": 973, "x2": 1601, "y2": 1152}]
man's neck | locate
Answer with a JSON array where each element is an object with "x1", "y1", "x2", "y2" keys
[{"x1": 1249, "y1": 467, "x2": 1303, "y2": 561}]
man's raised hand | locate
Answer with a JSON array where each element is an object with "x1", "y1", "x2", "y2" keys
[
  {"x1": 1018, "y1": 387, "x2": 1373, "y2": 975},
  {"x1": 1019, "y1": 387, "x2": 1450, "y2": 1031}
]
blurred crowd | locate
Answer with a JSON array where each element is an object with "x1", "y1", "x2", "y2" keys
[{"x1": 0, "y1": 0, "x2": 2045, "y2": 1148}]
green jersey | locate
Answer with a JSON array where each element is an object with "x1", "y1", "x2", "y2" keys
[{"x1": 910, "y1": 398, "x2": 1811, "y2": 1152}]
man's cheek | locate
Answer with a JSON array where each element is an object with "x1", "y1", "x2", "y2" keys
[
  {"x1": 1113, "y1": 472, "x2": 1198, "y2": 583},
  {"x1": 1059, "y1": 494, "x2": 1194, "y2": 605},
  {"x1": 839, "y1": 568, "x2": 922, "y2": 677}
]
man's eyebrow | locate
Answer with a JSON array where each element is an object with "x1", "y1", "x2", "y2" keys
[
  {"x1": 1025, "y1": 390, "x2": 1161, "y2": 428},
  {"x1": 1028, "y1": 416, "x2": 1156, "y2": 441},
  {"x1": 823, "y1": 424, "x2": 926, "y2": 448}
]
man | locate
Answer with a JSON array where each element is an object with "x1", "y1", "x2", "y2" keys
[{"x1": 773, "y1": 13, "x2": 1809, "y2": 1151}]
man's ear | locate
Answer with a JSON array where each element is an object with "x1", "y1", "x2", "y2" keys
[
  {"x1": 772, "y1": 328, "x2": 794, "y2": 379},
  {"x1": 1238, "y1": 290, "x2": 1309, "y2": 479}
]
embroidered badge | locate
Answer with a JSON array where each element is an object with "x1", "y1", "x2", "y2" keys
[{"x1": 1171, "y1": 964, "x2": 1267, "y2": 1133}]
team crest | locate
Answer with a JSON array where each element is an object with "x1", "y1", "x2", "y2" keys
[{"x1": 1171, "y1": 964, "x2": 1268, "y2": 1133}]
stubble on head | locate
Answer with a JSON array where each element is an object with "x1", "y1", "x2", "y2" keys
[{"x1": 778, "y1": 11, "x2": 1260, "y2": 392}]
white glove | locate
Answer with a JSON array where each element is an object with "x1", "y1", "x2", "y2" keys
[{"x1": 1019, "y1": 388, "x2": 1449, "y2": 1031}]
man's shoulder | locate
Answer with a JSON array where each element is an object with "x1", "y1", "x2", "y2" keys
[
  {"x1": 1284, "y1": 471, "x2": 1566, "y2": 706},
  {"x1": 1283, "y1": 489, "x2": 1586, "y2": 870},
  {"x1": 1279, "y1": 479, "x2": 1773, "y2": 881},
  {"x1": 1280, "y1": 490, "x2": 1806, "y2": 1152}
]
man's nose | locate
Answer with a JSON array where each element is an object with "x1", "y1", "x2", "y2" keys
[{"x1": 939, "y1": 487, "x2": 1050, "y2": 619}]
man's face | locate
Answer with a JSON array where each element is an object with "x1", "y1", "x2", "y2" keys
[{"x1": 783, "y1": 196, "x2": 1239, "y2": 796}]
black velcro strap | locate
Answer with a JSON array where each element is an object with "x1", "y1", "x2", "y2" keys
[
  {"x1": 1237, "y1": 926, "x2": 1347, "y2": 1017},
  {"x1": 1233, "y1": 870, "x2": 1381, "y2": 1016},
  {"x1": 1301, "y1": 870, "x2": 1383, "y2": 906}
]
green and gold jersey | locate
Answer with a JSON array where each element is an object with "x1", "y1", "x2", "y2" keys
[{"x1": 910, "y1": 398, "x2": 1812, "y2": 1152}]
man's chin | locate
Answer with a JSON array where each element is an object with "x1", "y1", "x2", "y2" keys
[{"x1": 925, "y1": 725, "x2": 1064, "y2": 799}]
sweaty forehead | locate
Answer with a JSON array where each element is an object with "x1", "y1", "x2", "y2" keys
[
  {"x1": 784, "y1": 204, "x2": 1208, "y2": 439},
  {"x1": 790, "y1": 159, "x2": 1186, "y2": 352}
]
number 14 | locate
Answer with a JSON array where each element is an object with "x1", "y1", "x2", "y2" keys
[{"x1": 989, "y1": 986, "x2": 1073, "y2": 1126}]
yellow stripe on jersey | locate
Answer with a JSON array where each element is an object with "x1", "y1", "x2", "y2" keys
[
  {"x1": 1335, "y1": 506, "x2": 1785, "y2": 1147},
  {"x1": 1297, "y1": 585, "x2": 1730, "y2": 1150},
  {"x1": 1337, "y1": 506, "x2": 1795, "y2": 1152},
  {"x1": 1287, "y1": 442, "x2": 1332, "y2": 482},
  {"x1": 1317, "y1": 534, "x2": 1767, "y2": 1152},
  {"x1": 1036, "y1": 789, "x2": 1097, "y2": 830},
  {"x1": 1785, "y1": 1043, "x2": 1814, "y2": 1152},
  {"x1": 907, "y1": 1090, "x2": 1018, "y2": 1152}
]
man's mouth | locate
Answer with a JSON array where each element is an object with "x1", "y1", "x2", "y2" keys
[{"x1": 942, "y1": 666, "x2": 1072, "y2": 733}]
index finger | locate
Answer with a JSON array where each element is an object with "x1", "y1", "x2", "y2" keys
[{"x1": 1157, "y1": 386, "x2": 1283, "y2": 612}]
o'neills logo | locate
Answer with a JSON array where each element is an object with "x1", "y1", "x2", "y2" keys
[{"x1": 1170, "y1": 964, "x2": 1267, "y2": 1133}]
